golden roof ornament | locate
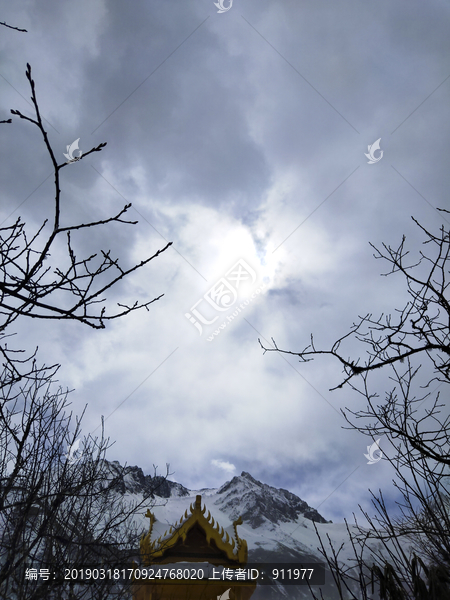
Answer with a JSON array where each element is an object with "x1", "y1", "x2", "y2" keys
[{"x1": 140, "y1": 494, "x2": 248, "y2": 566}]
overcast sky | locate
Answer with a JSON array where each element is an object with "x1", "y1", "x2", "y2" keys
[{"x1": 1, "y1": 0, "x2": 449, "y2": 524}]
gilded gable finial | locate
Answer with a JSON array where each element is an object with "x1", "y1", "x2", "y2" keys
[
  {"x1": 144, "y1": 509, "x2": 155, "y2": 534},
  {"x1": 140, "y1": 495, "x2": 248, "y2": 567},
  {"x1": 233, "y1": 516, "x2": 243, "y2": 549}
]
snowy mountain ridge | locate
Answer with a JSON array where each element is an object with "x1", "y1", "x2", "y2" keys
[
  {"x1": 102, "y1": 463, "x2": 425, "y2": 598},
  {"x1": 110, "y1": 464, "x2": 357, "y2": 599},
  {"x1": 109, "y1": 463, "x2": 328, "y2": 527},
  {"x1": 215, "y1": 471, "x2": 329, "y2": 528}
]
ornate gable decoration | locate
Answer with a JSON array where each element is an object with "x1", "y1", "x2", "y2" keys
[{"x1": 140, "y1": 495, "x2": 248, "y2": 566}]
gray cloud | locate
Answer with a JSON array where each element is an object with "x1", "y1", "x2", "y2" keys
[{"x1": 1, "y1": 0, "x2": 449, "y2": 523}]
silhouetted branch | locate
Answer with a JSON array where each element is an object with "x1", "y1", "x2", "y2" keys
[
  {"x1": 262, "y1": 214, "x2": 450, "y2": 598},
  {"x1": 0, "y1": 20, "x2": 27, "y2": 33},
  {"x1": 1, "y1": 64, "x2": 172, "y2": 332}
]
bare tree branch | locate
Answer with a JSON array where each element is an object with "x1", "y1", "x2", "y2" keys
[
  {"x1": 0, "y1": 20, "x2": 27, "y2": 32},
  {"x1": 1, "y1": 64, "x2": 172, "y2": 332},
  {"x1": 0, "y1": 355, "x2": 171, "y2": 599},
  {"x1": 261, "y1": 214, "x2": 450, "y2": 598},
  {"x1": 260, "y1": 215, "x2": 450, "y2": 391}
]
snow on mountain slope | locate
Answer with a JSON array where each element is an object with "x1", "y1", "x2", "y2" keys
[
  {"x1": 215, "y1": 472, "x2": 328, "y2": 527},
  {"x1": 122, "y1": 469, "x2": 329, "y2": 555},
  {"x1": 109, "y1": 464, "x2": 423, "y2": 599},
  {"x1": 116, "y1": 465, "x2": 358, "y2": 598}
]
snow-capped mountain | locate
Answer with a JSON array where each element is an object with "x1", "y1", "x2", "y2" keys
[
  {"x1": 214, "y1": 472, "x2": 328, "y2": 528},
  {"x1": 111, "y1": 463, "x2": 359, "y2": 599}
]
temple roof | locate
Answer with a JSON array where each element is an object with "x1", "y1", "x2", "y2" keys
[{"x1": 140, "y1": 494, "x2": 248, "y2": 566}]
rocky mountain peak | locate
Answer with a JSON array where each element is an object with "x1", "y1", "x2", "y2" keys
[
  {"x1": 216, "y1": 471, "x2": 328, "y2": 528},
  {"x1": 105, "y1": 461, "x2": 190, "y2": 498}
]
